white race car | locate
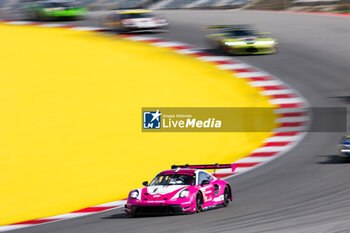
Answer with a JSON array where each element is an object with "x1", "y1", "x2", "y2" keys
[{"x1": 102, "y1": 10, "x2": 168, "y2": 32}]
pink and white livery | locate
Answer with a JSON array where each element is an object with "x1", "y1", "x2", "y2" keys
[{"x1": 125, "y1": 163, "x2": 236, "y2": 216}]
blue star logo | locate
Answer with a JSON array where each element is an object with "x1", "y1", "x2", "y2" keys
[{"x1": 143, "y1": 110, "x2": 161, "y2": 129}]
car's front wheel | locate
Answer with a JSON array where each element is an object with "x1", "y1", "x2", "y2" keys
[{"x1": 195, "y1": 192, "x2": 203, "y2": 213}]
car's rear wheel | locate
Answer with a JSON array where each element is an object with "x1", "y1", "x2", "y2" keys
[
  {"x1": 219, "y1": 44, "x2": 229, "y2": 54},
  {"x1": 32, "y1": 11, "x2": 41, "y2": 21},
  {"x1": 131, "y1": 208, "x2": 142, "y2": 217},
  {"x1": 195, "y1": 192, "x2": 203, "y2": 213},
  {"x1": 223, "y1": 186, "x2": 230, "y2": 207}
]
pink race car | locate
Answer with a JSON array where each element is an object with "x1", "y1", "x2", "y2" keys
[{"x1": 125, "y1": 163, "x2": 236, "y2": 216}]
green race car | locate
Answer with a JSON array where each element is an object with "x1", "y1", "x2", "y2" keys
[
  {"x1": 206, "y1": 25, "x2": 278, "y2": 55},
  {"x1": 25, "y1": 1, "x2": 87, "y2": 21}
]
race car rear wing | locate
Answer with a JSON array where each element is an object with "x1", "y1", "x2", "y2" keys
[{"x1": 171, "y1": 163, "x2": 236, "y2": 172}]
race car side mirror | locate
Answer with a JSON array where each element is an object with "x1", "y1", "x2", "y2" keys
[
  {"x1": 142, "y1": 181, "x2": 148, "y2": 186},
  {"x1": 201, "y1": 180, "x2": 210, "y2": 186}
]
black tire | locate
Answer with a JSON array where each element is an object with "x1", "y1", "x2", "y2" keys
[
  {"x1": 30, "y1": 11, "x2": 39, "y2": 21},
  {"x1": 195, "y1": 192, "x2": 203, "y2": 213},
  {"x1": 218, "y1": 44, "x2": 228, "y2": 55},
  {"x1": 223, "y1": 186, "x2": 231, "y2": 207},
  {"x1": 35, "y1": 11, "x2": 46, "y2": 21},
  {"x1": 131, "y1": 209, "x2": 142, "y2": 217}
]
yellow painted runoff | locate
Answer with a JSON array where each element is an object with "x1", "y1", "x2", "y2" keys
[{"x1": 0, "y1": 24, "x2": 276, "y2": 225}]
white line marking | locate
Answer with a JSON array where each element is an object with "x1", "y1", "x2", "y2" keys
[
  {"x1": 248, "y1": 80, "x2": 283, "y2": 87},
  {"x1": 275, "y1": 116, "x2": 309, "y2": 123},
  {"x1": 214, "y1": 168, "x2": 233, "y2": 174},
  {"x1": 152, "y1": 41, "x2": 188, "y2": 47},
  {"x1": 235, "y1": 167, "x2": 255, "y2": 173},
  {"x1": 235, "y1": 156, "x2": 274, "y2": 163},
  {"x1": 235, "y1": 71, "x2": 269, "y2": 78},
  {"x1": 269, "y1": 97, "x2": 304, "y2": 105},
  {"x1": 3, "y1": 21, "x2": 33, "y2": 25},
  {"x1": 264, "y1": 136, "x2": 301, "y2": 142},
  {"x1": 217, "y1": 63, "x2": 250, "y2": 70},
  {"x1": 215, "y1": 167, "x2": 254, "y2": 174},
  {"x1": 37, "y1": 23, "x2": 65, "y2": 27},
  {"x1": 197, "y1": 56, "x2": 232, "y2": 62},
  {"x1": 252, "y1": 146, "x2": 290, "y2": 153},
  {"x1": 42, "y1": 212, "x2": 94, "y2": 220},
  {"x1": 260, "y1": 89, "x2": 294, "y2": 95},
  {"x1": 95, "y1": 200, "x2": 127, "y2": 207},
  {"x1": 175, "y1": 49, "x2": 203, "y2": 54},
  {"x1": 0, "y1": 225, "x2": 33, "y2": 232},
  {"x1": 69, "y1": 26, "x2": 105, "y2": 31}
]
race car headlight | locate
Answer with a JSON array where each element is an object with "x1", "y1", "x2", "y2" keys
[
  {"x1": 130, "y1": 190, "x2": 139, "y2": 199},
  {"x1": 254, "y1": 40, "x2": 276, "y2": 45},
  {"x1": 121, "y1": 20, "x2": 135, "y2": 26},
  {"x1": 179, "y1": 189, "x2": 190, "y2": 198},
  {"x1": 224, "y1": 41, "x2": 246, "y2": 46}
]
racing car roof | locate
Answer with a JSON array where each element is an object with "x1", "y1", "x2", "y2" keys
[
  {"x1": 117, "y1": 10, "x2": 152, "y2": 14},
  {"x1": 160, "y1": 168, "x2": 197, "y2": 175}
]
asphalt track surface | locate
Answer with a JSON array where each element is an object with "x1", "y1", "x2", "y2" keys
[{"x1": 3, "y1": 9, "x2": 350, "y2": 233}]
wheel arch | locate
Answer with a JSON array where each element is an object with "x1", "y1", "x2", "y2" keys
[{"x1": 196, "y1": 189, "x2": 204, "y2": 200}]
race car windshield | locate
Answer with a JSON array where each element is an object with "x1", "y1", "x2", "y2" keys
[
  {"x1": 42, "y1": 2, "x2": 73, "y2": 8},
  {"x1": 227, "y1": 29, "x2": 257, "y2": 37},
  {"x1": 149, "y1": 174, "x2": 195, "y2": 186},
  {"x1": 120, "y1": 13, "x2": 154, "y2": 19}
]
